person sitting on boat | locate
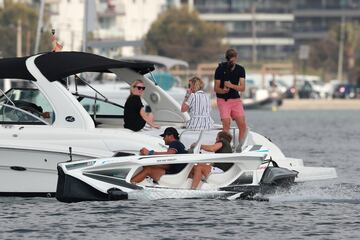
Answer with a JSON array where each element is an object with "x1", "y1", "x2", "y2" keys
[
  {"x1": 181, "y1": 76, "x2": 213, "y2": 130},
  {"x1": 124, "y1": 79, "x2": 160, "y2": 131},
  {"x1": 131, "y1": 127, "x2": 187, "y2": 183},
  {"x1": 12, "y1": 100, "x2": 52, "y2": 120},
  {"x1": 131, "y1": 127, "x2": 188, "y2": 184},
  {"x1": 189, "y1": 131, "x2": 233, "y2": 190}
]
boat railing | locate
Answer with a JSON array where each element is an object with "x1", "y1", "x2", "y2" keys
[
  {"x1": 72, "y1": 74, "x2": 108, "y2": 102},
  {"x1": 0, "y1": 88, "x2": 16, "y2": 107}
]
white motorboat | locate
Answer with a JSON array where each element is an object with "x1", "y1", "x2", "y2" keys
[
  {"x1": 0, "y1": 52, "x2": 173, "y2": 196},
  {"x1": 0, "y1": 52, "x2": 336, "y2": 197},
  {"x1": 242, "y1": 89, "x2": 279, "y2": 110},
  {"x1": 242, "y1": 79, "x2": 282, "y2": 110}
]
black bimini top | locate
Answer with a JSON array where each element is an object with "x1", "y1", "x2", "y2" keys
[
  {"x1": 0, "y1": 56, "x2": 35, "y2": 80},
  {"x1": 0, "y1": 51, "x2": 155, "y2": 82}
]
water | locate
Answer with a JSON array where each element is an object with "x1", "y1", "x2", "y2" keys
[{"x1": 1, "y1": 110, "x2": 360, "y2": 239}]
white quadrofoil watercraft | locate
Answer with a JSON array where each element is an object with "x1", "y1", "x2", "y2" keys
[
  {"x1": 0, "y1": 52, "x2": 337, "y2": 198},
  {"x1": 56, "y1": 142, "x2": 304, "y2": 202}
]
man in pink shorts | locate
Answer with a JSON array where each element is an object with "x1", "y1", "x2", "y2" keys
[{"x1": 214, "y1": 48, "x2": 247, "y2": 150}]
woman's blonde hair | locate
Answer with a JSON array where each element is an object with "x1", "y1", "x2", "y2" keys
[
  {"x1": 189, "y1": 76, "x2": 204, "y2": 92},
  {"x1": 217, "y1": 131, "x2": 232, "y2": 143},
  {"x1": 130, "y1": 79, "x2": 144, "y2": 95}
]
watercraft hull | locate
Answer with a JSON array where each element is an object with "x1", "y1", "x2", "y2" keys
[{"x1": 55, "y1": 155, "x2": 301, "y2": 202}]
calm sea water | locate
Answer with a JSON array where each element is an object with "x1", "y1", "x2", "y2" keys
[{"x1": 1, "y1": 110, "x2": 360, "y2": 240}]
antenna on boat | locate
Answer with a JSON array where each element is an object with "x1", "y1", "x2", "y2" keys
[
  {"x1": 93, "y1": 93, "x2": 97, "y2": 121},
  {"x1": 68, "y1": 147, "x2": 73, "y2": 162},
  {"x1": 34, "y1": 0, "x2": 45, "y2": 54},
  {"x1": 66, "y1": 77, "x2": 70, "y2": 90},
  {"x1": 74, "y1": 76, "x2": 79, "y2": 94}
]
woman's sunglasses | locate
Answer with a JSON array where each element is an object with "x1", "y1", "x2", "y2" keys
[{"x1": 134, "y1": 86, "x2": 146, "y2": 91}]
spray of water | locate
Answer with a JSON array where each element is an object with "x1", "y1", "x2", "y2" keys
[{"x1": 266, "y1": 181, "x2": 360, "y2": 203}]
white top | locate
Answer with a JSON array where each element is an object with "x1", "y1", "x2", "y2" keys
[{"x1": 185, "y1": 90, "x2": 213, "y2": 130}]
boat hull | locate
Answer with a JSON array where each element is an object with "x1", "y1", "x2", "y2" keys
[
  {"x1": 0, "y1": 147, "x2": 97, "y2": 196},
  {"x1": 56, "y1": 166, "x2": 129, "y2": 202}
]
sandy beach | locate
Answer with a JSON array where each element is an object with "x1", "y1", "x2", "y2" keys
[
  {"x1": 280, "y1": 99, "x2": 360, "y2": 110},
  {"x1": 211, "y1": 98, "x2": 360, "y2": 110}
]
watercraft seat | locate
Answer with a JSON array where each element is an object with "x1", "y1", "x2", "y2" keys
[
  {"x1": 204, "y1": 164, "x2": 243, "y2": 187},
  {"x1": 158, "y1": 163, "x2": 194, "y2": 188},
  {"x1": 235, "y1": 128, "x2": 249, "y2": 153}
]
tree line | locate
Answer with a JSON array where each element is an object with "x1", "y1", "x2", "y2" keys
[
  {"x1": 0, "y1": 0, "x2": 51, "y2": 58},
  {"x1": 308, "y1": 22, "x2": 360, "y2": 84},
  {"x1": 1, "y1": 1, "x2": 359, "y2": 86},
  {"x1": 145, "y1": 7, "x2": 360, "y2": 84}
]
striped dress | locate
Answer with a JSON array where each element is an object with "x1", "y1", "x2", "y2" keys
[{"x1": 185, "y1": 90, "x2": 213, "y2": 130}]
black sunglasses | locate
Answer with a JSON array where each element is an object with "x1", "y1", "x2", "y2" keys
[{"x1": 134, "y1": 86, "x2": 146, "y2": 91}]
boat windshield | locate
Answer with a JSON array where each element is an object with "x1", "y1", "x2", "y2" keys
[
  {"x1": 0, "y1": 87, "x2": 54, "y2": 125},
  {"x1": 0, "y1": 103, "x2": 48, "y2": 125}
]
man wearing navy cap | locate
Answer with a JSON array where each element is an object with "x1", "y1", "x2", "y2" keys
[{"x1": 131, "y1": 127, "x2": 187, "y2": 184}]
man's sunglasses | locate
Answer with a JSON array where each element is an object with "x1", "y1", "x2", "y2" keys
[{"x1": 134, "y1": 86, "x2": 146, "y2": 91}]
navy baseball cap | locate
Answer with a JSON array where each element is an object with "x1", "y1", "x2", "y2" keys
[{"x1": 160, "y1": 127, "x2": 179, "y2": 139}]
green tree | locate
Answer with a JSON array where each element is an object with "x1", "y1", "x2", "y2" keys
[
  {"x1": 308, "y1": 38, "x2": 338, "y2": 78},
  {"x1": 329, "y1": 22, "x2": 360, "y2": 70},
  {"x1": 144, "y1": 7, "x2": 227, "y2": 66},
  {"x1": 0, "y1": 0, "x2": 51, "y2": 58},
  {"x1": 308, "y1": 22, "x2": 360, "y2": 81}
]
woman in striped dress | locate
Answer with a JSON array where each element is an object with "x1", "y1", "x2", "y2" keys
[{"x1": 181, "y1": 77, "x2": 213, "y2": 130}]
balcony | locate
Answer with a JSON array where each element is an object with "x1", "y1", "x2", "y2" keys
[
  {"x1": 195, "y1": 5, "x2": 293, "y2": 14},
  {"x1": 295, "y1": 3, "x2": 360, "y2": 10},
  {"x1": 294, "y1": 9, "x2": 360, "y2": 17},
  {"x1": 92, "y1": 29, "x2": 124, "y2": 40},
  {"x1": 293, "y1": 31, "x2": 327, "y2": 40},
  {"x1": 228, "y1": 31, "x2": 293, "y2": 38},
  {"x1": 97, "y1": 2, "x2": 125, "y2": 18}
]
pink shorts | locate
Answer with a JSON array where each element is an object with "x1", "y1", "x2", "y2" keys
[{"x1": 217, "y1": 98, "x2": 245, "y2": 120}]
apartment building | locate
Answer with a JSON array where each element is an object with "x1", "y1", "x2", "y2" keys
[
  {"x1": 46, "y1": 0, "x2": 167, "y2": 56},
  {"x1": 120, "y1": 0, "x2": 167, "y2": 56},
  {"x1": 187, "y1": 0, "x2": 294, "y2": 62},
  {"x1": 46, "y1": 0, "x2": 86, "y2": 51},
  {"x1": 293, "y1": 0, "x2": 360, "y2": 46},
  {"x1": 184, "y1": 0, "x2": 360, "y2": 62},
  {"x1": 20, "y1": 0, "x2": 360, "y2": 60}
]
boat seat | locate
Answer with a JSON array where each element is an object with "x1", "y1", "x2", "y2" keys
[
  {"x1": 158, "y1": 163, "x2": 194, "y2": 188},
  {"x1": 204, "y1": 164, "x2": 243, "y2": 187}
]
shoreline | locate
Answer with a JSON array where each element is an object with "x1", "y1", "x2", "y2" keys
[
  {"x1": 211, "y1": 98, "x2": 360, "y2": 110},
  {"x1": 280, "y1": 99, "x2": 360, "y2": 110}
]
